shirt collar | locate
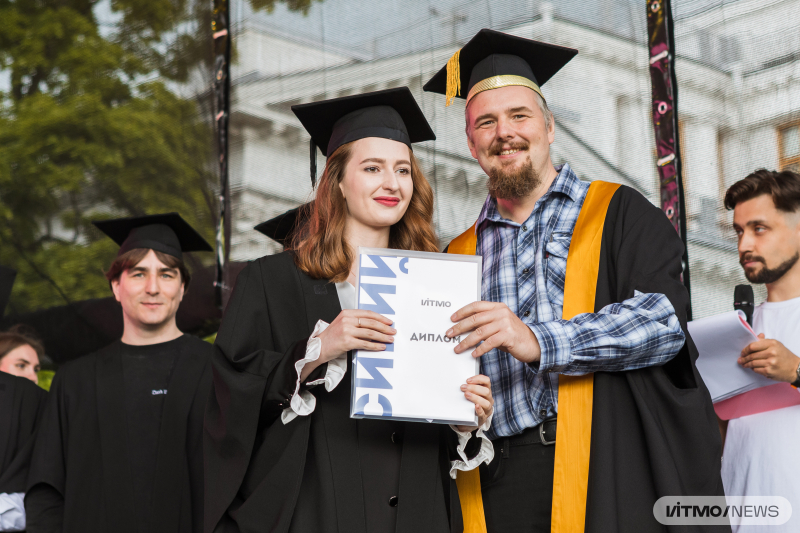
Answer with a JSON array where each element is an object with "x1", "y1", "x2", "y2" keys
[{"x1": 474, "y1": 163, "x2": 580, "y2": 230}]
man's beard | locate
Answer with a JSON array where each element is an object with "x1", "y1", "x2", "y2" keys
[
  {"x1": 486, "y1": 142, "x2": 541, "y2": 200},
  {"x1": 740, "y1": 252, "x2": 800, "y2": 284}
]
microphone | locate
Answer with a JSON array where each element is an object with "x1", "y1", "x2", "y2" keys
[{"x1": 734, "y1": 284, "x2": 754, "y2": 327}]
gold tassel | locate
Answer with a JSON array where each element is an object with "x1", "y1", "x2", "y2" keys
[{"x1": 445, "y1": 49, "x2": 461, "y2": 107}]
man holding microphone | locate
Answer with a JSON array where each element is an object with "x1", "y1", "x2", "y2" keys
[{"x1": 722, "y1": 168, "x2": 800, "y2": 532}]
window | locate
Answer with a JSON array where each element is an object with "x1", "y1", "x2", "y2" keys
[{"x1": 779, "y1": 122, "x2": 800, "y2": 172}]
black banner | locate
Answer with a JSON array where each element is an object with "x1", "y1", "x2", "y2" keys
[
  {"x1": 212, "y1": 0, "x2": 232, "y2": 309},
  {"x1": 647, "y1": 0, "x2": 691, "y2": 316}
]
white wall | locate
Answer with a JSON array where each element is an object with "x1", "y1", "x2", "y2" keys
[{"x1": 233, "y1": 26, "x2": 353, "y2": 78}]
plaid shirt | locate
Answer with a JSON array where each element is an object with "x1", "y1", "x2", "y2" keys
[{"x1": 475, "y1": 164, "x2": 685, "y2": 439}]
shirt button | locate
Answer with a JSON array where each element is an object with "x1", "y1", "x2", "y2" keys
[
  {"x1": 522, "y1": 225, "x2": 528, "y2": 231},
  {"x1": 391, "y1": 432, "x2": 403, "y2": 444},
  {"x1": 522, "y1": 268, "x2": 529, "y2": 274},
  {"x1": 389, "y1": 496, "x2": 399, "y2": 507},
  {"x1": 523, "y1": 311, "x2": 530, "y2": 317},
  {"x1": 539, "y1": 409, "x2": 547, "y2": 417}
]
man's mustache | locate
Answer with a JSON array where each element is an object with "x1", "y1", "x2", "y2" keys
[
  {"x1": 739, "y1": 253, "x2": 765, "y2": 267},
  {"x1": 489, "y1": 141, "x2": 529, "y2": 156}
]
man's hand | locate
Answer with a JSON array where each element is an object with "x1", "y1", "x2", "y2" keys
[
  {"x1": 739, "y1": 333, "x2": 800, "y2": 383},
  {"x1": 445, "y1": 301, "x2": 541, "y2": 363}
]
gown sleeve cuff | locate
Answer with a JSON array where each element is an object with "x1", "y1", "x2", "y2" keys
[
  {"x1": 448, "y1": 411, "x2": 495, "y2": 479},
  {"x1": 281, "y1": 320, "x2": 347, "y2": 425}
]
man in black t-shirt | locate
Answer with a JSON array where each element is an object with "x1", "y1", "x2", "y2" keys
[{"x1": 25, "y1": 213, "x2": 215, "y2": 533}]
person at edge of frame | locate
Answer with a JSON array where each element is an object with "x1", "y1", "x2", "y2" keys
[
  {"x1": 204, "y1": 87, "x2": 495, "y2": 533},
  {"x1": 24, "y1": 213, "x2": 215, "y2": 533},
  {"x1": 0, "y1": 268, "x2": 48, "y2": 532},
  {"x1": 721, "y1": 169, "x2": 800, "y2": 533},
  {"x1": 0, "y1": 326, "x2": 43, "y2": 385},
  {"x1": 423, "y1": 28, "x2": 724, "y2": 532}
]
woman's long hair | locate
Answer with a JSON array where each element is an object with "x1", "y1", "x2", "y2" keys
[{"x1": 290, "y1": 140, "x2": 439, "y2": 282}]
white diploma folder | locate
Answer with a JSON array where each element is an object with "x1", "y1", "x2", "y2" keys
[
  {"x1": 351, "y1": 247, "x2": 481, "y2": 425},
  {"x1": 688, "y1": 310, "x2": 774, "y2": 402}
]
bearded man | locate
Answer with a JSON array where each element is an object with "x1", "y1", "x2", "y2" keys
[
  {"x1": 721, "y1": 169, "x2": 800, "y2": 533},
  {"x1": 424, "y1": 30, "x2": 724, "y2": 532}
]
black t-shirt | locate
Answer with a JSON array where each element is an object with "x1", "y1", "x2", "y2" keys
[
  {"x1": 120, "y1": 336, "x2": 183, "y2": 532},
  {"x1": 26, "y1": 334, "x2": 213, "y2": 533}
]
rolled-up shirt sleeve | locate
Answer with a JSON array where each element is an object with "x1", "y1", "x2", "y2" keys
[
  {"x1": 281, "y1": 320, "x2": 347, "y2": 425},
  {"x1": 528, "y1": 290, "x2": 685, "y2": 376}
]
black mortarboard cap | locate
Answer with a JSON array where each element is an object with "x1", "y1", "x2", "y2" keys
[
  {"x1": 92, "y1": 213, "x2": 213, "y2": 260},
  {"x1": 254, "y1": 204, "x2": 311, "y2": 246},
  {"x1": 292, "y1": 88, "x2": 435, "y2": 185},
  {"x1": 0, "y1": 265, "x2": 16, "y2": 318},
  {"x1": 423, "y1": 29, "x2": 577, "y2": 106}
]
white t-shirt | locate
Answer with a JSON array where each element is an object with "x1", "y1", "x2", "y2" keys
[{"x1": 722, "y1": 295, "x2": 800, "y2": 532}]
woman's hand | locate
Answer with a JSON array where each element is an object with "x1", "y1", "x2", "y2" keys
[
  {"x1": 454, "y1": 374, "x2": 493, "y2": 433},
  {"x1": 317, "y1": 309, "x2": 395, "y2": 363},
  {"x1": 300, "y1": 310, "x2": 394, "y2": 382}
]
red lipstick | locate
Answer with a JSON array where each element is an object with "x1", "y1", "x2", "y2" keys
[{"x1": 374, "y1": 197, "x2": 400, "y2": 207}]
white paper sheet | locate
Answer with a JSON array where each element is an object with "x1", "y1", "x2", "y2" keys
[
  {"x1": 351, "y1": 248, "x2": 481, "y2": 425},
  {"x1": 688, "y1": 310, "x2": 775, "y2": 402}
]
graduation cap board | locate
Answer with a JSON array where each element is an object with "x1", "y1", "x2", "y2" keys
[
  {"x1": 292, "y1": 87, "x2": 436, "y2": 186},
  {"x1": 0, "y1": 266, "x2": 16, "y2": 318},
  {"x1": 92, "y1": 213, "x2": 213, "y2": 260},
  {"x1": 423, "y1": 28, "x2": 578, "y2": 106},
  {"x1": 254, "y1": 204, "x2": 311, "y2": 246}
]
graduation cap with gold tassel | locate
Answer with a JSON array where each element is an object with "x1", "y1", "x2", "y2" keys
[{"x1": 424, "y1": 29, "x2": 578, "y2": 107}]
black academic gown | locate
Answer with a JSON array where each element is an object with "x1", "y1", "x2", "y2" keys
[
  {"x1": 204, "y1": 251, "x2": 472, "y2": 533},
  {"x1": 25, "y1": 335, "x2": 213, "y2": 533},
  {"x1": 448, "y1": 184, "x2": 724, "y2": 531},
  {"x1": 0, "y1": 372, "x2": 47, "y2": 494},
  {"x1": 583, "y1": 186, "x2": 724, "y2": 531}
]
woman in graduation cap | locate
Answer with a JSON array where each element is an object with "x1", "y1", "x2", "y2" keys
[
  {"x1": 25, "y1": 214, "x2": 215, "y2": 533},
  {"x1": 204, "y1": 88, "x2": 495, "y2": 533}
]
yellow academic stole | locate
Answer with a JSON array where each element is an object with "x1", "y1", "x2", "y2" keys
[{"x1": 448, "y1": 181, "x2": 620, "y2": 533}]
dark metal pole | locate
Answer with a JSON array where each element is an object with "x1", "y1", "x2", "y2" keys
[
  {"x1": 647, "y1": 0, "x2": 692, "y2": 319},
  {"x1": 212, "y1": 0, "x2": 231, "y2": 310}
]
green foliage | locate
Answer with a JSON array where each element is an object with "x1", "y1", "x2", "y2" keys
[
  {"x1": 0, "y1": 0, "x2": 317, "y2": 316},
  {"x1": 37, "y1": 370, "x2": 56, "y2": 392},
  {"x1": 249, "y1": 0, "x2": 321, "y2": 15},
  {"x1": 0, "y1": 0, "x2": 216, "y2": 314}
]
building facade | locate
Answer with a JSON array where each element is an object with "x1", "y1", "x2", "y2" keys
[{"x1": 227, "y1": 0, "x2": 800, "y2": 318}]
